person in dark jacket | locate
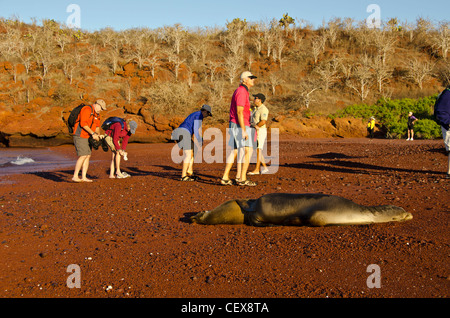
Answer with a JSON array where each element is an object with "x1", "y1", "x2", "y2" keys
[
  {"x1": 434, "y1": 86, "x2": 450, "y2": 178},
  {"x1": 407, "y1": 112, "x2": 418, "y2": 141}
]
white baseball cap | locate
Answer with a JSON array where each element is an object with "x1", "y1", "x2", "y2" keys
[{"x1": 240, "y1": 71, "x2": 257, "y2": 80}]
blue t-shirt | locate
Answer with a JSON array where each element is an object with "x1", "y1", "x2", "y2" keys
[{"x1": 178, "y1": 111, "x2": 204, "y2": 142}]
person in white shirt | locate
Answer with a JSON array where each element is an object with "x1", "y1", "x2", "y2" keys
[{"x1": 248, "y1": 93, "x2": 269, "y2": 175}]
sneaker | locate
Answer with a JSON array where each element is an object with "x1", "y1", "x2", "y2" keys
[{"x1": 261, "y1": 168, "x2": 269, "y2": 174}]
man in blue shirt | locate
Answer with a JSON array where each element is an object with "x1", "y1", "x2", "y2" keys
[
  {"x1": 171, "y1": 104, "x2": 212, "y2": 181},
  {"x1": 434, "y1": 86, "x2": 450, "y2": 178}
]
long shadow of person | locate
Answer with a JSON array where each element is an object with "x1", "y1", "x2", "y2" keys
[{"x1": 27, "y1": 169, "x2": 79, "y2": 182}]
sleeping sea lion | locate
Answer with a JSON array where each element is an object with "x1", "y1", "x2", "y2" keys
[{"x1": 190, "y1": 193, "x2": 412, "y2": 227}]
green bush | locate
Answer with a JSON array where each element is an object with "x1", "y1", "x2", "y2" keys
[
  {"x1": 333, "y1": 95, "x2": 442, "y2": 139},
  {"x1": 415, "y1": 119, "x2": 443, "y2": 139}
]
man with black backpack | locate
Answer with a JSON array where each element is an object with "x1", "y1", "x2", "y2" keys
[
  {"x1": 434, "y1": 86, "x2": 450, "y2": 178},
  {"x1": 71, "y1": 99, "x2": 107, "y2": 182}
]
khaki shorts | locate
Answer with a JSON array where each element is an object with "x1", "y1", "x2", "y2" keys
[
  {"x1": 73, "y1": 136, "x2": 91, "y2": 157},
  {"x1": 104, "y1": 135, "x2": 121, "y2": 152},
  {"x1": 256, "y1": 128, "x2": 267, "y2": 150}
]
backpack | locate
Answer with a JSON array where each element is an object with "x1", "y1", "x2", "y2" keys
[
  {"x1": 101, "y1": 117, "x2": 125, "y2": 132},
  {"x1": 67, "y1": 104, "x2": 93, "y2": 133}
]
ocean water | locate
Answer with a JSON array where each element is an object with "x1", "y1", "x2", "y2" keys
[{"x1": 0, "y1": 148, "x2": 76, "y2": 176}]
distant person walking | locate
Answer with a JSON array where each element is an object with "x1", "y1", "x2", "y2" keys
[
  {"x1": 221, "y1": 71, "x2": 257, "y2": 186},
  {"x1": 433, "y1": 86, "x2": 450, "y2": 178},
  {"x1": 172, "y1": 104, "x2": 212, "y2": 181},
  {"x1": 103, "y1": 118, "x2": 138, "y2": 179},
  {"x1": 248, "y1": 93, "x2": 269, "y2": 175},
  {"x1": 367, "y1": 116, "x2": 376, "y2": 139},
  {"x1": 406, "y1": 112, "x2": 418, "y2": 141},
  {"x1": 72, "y1": 99, "x2": 107, "y2": 182}
]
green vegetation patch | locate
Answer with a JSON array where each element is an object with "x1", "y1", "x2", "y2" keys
[{"x1": 332, "y1": 95, "x2": 442, "y2": 139}]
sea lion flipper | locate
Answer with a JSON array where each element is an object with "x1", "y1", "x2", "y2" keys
[
  {"x1": 192, "y1": 200, "x2": 245, "y2": 225},
  {"x1": 190, "y1": 211, "x2": 206, "y2": 224}
]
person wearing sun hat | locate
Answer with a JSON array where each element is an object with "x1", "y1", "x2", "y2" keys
[
  {"x1": 71, "y1": 99, "x2": 107, "y2": 182},
  {"x1": 221, "y1": 71, "x2": 258, "y2": 186},
  {"x1": 103, "y1": 118, "x2": 138, "y2": 179},
  {"x1": 367, "y1": 116, "x2": 376, "y2": 139},
  {"x1": 171, "y1": 104, "x2": 213, "y2": 181}
]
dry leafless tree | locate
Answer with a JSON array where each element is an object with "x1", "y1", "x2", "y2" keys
[
  {"x1": 431, "y1": 22, "x2": 449, "y2": 60},
  {"x1": 406, "y1": 57, "x2": 434, "y2": 90},
  {"x1": 346, "y1": 55, "x2": 373, "y2": 101},
  {"x1": 313, "y1": 57, "x2": 340, "y2": 92}
]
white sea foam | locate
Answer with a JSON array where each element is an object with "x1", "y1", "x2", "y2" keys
[
  {"x1": 10, "y1": 156, "x2": 35, "y2": 165},
  {"x1": 0, "y1": 148, "x2": 75, "y2": 176}
]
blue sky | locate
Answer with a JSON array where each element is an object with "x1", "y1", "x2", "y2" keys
[{"x1": 1, "y1": 0, "x2": 448, "y2": 31}]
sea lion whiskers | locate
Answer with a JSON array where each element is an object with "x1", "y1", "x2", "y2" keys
[{"x1": 366, "y1": 205, "x2": 413, "y2": 222}]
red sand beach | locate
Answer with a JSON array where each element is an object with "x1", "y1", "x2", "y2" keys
[{"x1": 0, "y1": 136, "x2": 448, "y2": 301}]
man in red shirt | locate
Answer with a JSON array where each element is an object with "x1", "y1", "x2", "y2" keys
[
  {"x1": 221, "y1": 71, "x2": 257, "y2": 186},
  {"x1": 104, "y1": 119, "x2": 138, "y2": 178},
  {"x1": 72, "y1": 99, "x2": 107, "y2": 182}
]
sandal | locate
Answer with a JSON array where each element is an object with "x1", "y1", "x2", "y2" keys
[
  {"x1": 181, "y1": 176, "x2": 195, "y2": 182},
  {"x1": 238, "y1": 180, "x2": 257, "y2": 187},
  {"x1": 220, "y1": 179, "x2": 233, "y2": 186},
  {"x1": 188, "y1": 174, "x2": 200, "y2": 181}
]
